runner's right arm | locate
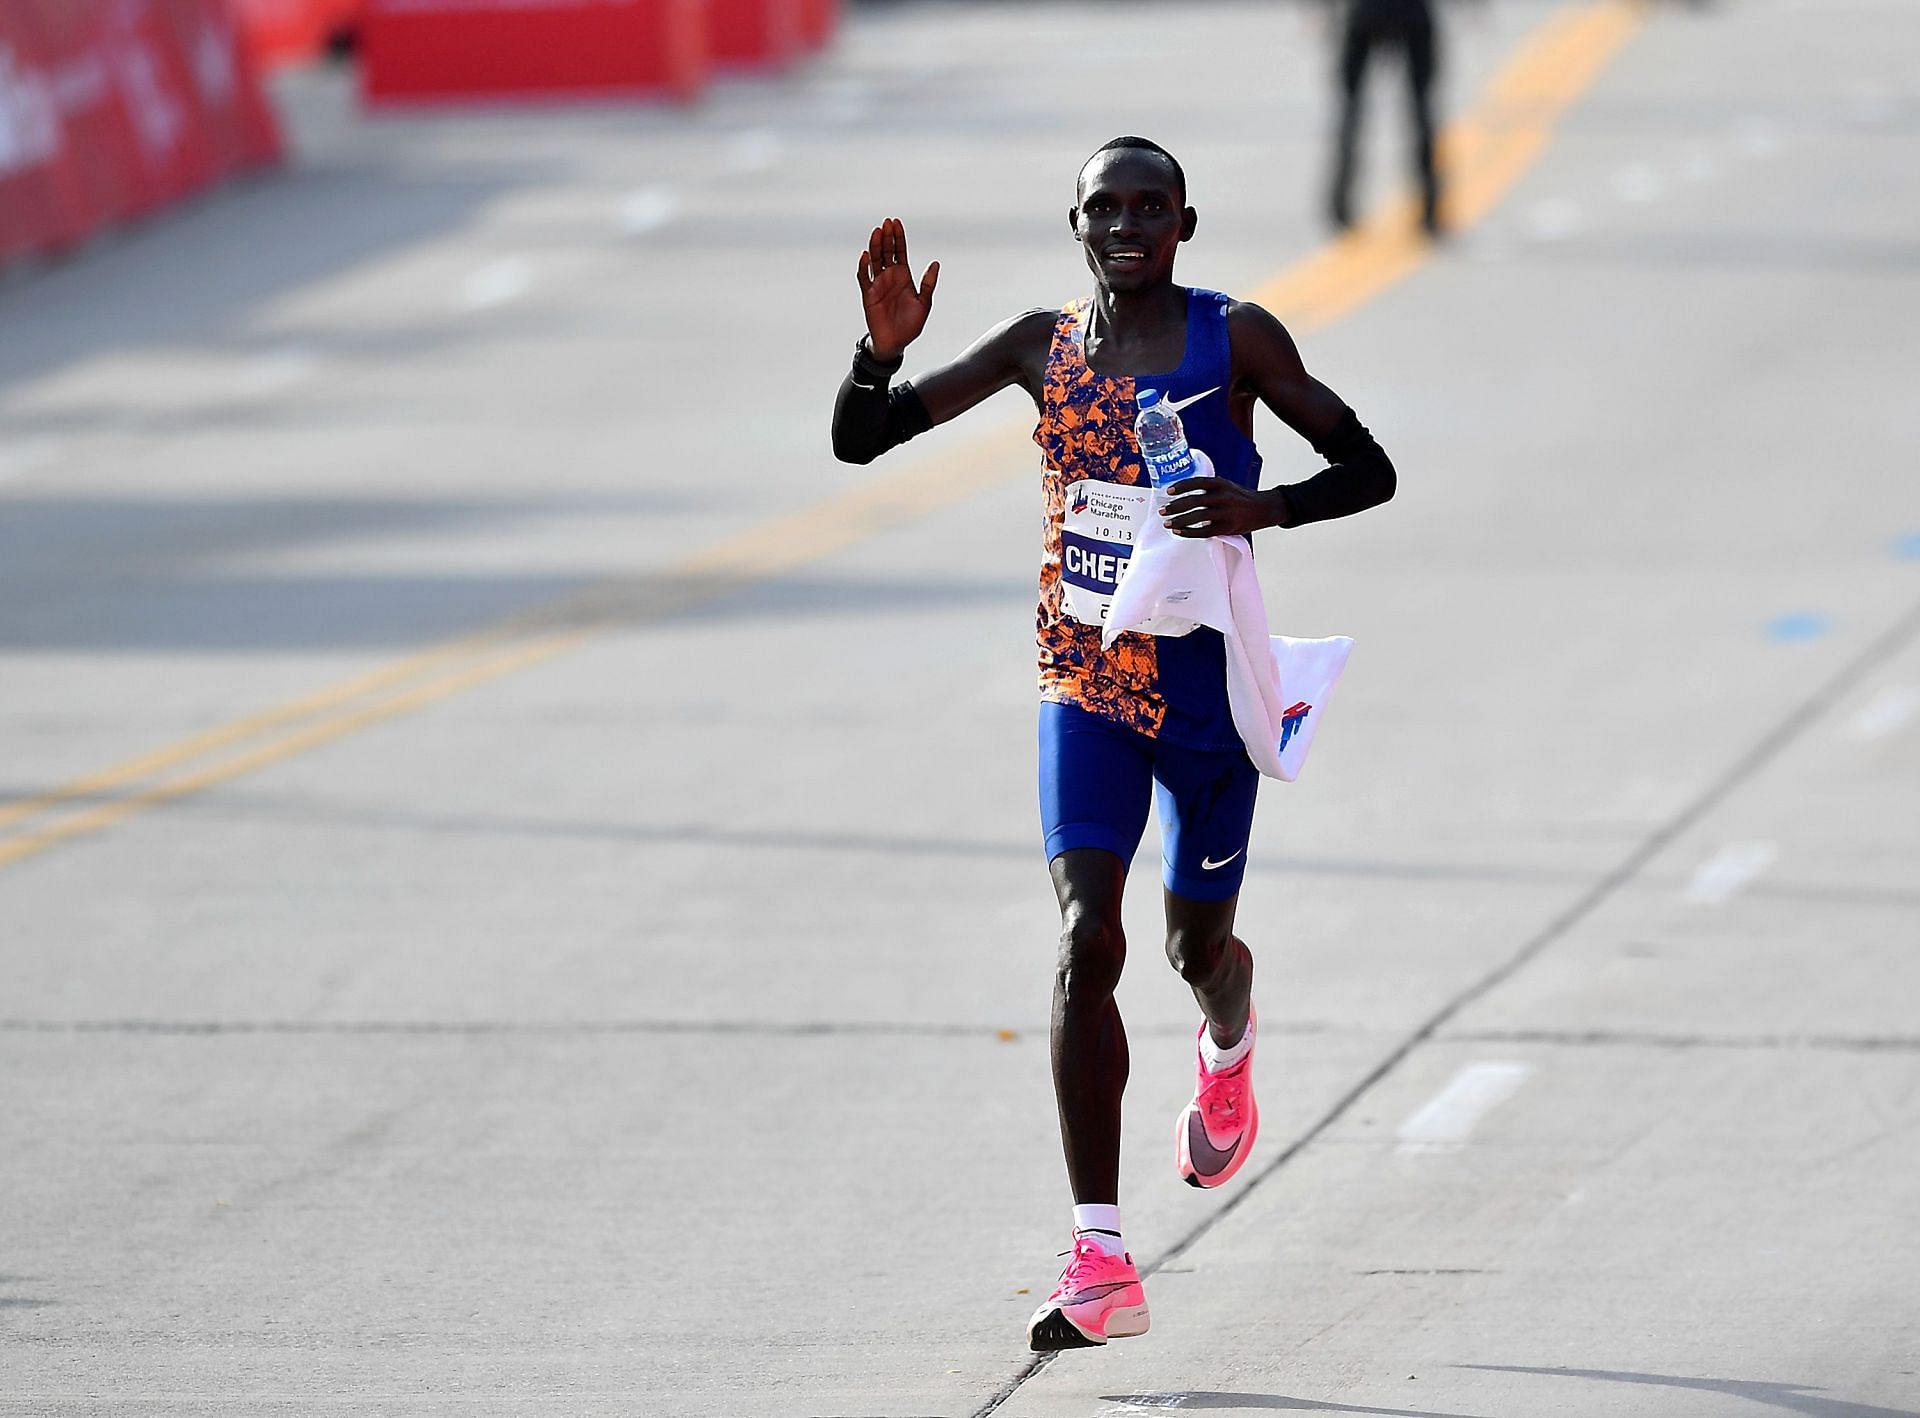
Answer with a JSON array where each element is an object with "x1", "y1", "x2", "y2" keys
[{"x1": 832, "y1": 218, "x2": 1050, "y2": 464}]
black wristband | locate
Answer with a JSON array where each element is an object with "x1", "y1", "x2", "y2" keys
[{"x1": 850, "y1": 336, "x2": 904, "y2": 389}]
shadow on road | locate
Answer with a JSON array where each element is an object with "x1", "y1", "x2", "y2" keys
[
  {"x1": 1458, "y1": 1364, "x2": 1920, "y2": 1418},
  {"x1": 1101, "y1": 1393, "x2": 1492, "y2": 1417},
  {"x1": 0, "y1": 789, "x2": 1595, "y2": 895},
  {"x1": 0, "y1": 166, "x2": 521, "y2": 399}
]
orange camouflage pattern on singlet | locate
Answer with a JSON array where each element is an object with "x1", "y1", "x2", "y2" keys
[{"x1": 1033, "y1": 298, "x2": 1164, "y2": 736}]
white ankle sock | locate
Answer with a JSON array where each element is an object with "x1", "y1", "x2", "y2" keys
[
  {"x1": 1200, "y1": 1011, "x2": 1255, "y2": 1073},
  {"x1": 1071, "y1": 1204, "x2": 1125, "y2": 1257}
]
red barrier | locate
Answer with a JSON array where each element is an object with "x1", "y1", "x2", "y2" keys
[
  {"x1": 707, "y1": 0, "x2": 800, "y2": 71},
  {"x1": 795, "y1": 0, "x2": 837, "y2": 51},
  {"x1": 153, "y1": 0, "x2": 283, "y2": 175},
  {"x1": 232, "y1": 0, "x2": 324, "y2": 65},
  {"x1": 27, "y1": 0, "x2": 167, "y2": 223},
  {"x1": 362, "y1": 0, "x2": 706, "y2": 105},
  {"x1": 0, "y1": 3, "x2": 89, "y2": 262},
  {"x1": 232, "y1": 0, "x2": 360, "y2": 68},
  {"x1": 0, "y1": 0, "x2": 282, "y2": 271}
]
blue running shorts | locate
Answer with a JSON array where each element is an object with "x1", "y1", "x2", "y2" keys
[{"x1": 1038, "y1": 700, "x2": 1260, "y2": 902}]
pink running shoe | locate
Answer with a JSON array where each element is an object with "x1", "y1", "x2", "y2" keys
[
  {"x1": 1176, "y1": 1006, "x2": 1259, "y2": 1188},
  {"x1": 1025, "y1": 1235, "x2": 1151, "y2": 1351}
]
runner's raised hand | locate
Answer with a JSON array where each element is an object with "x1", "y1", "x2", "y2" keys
[{"x1": 856, "y1": 217, "x2": 940, "y2": 362}]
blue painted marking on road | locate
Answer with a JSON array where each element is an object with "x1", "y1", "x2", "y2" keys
[
  {"x1": 1894, "y1": 532, "x2": 1920, "y2": 560},
  {"x1": 1767, "y1": 613, "x2": 1831, "y2": 642}
]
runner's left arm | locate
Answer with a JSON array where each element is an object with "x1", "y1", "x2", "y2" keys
[{"x1": 1160, "y1": 301, "x2": 1397, "y2": 538}]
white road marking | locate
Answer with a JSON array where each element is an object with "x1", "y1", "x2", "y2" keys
[
  {"x1": 461, "y1": 257, "x2": 532, "y2": 310},
  {"x1": 1684, "y1": 840, "x2": 1778, "y2": 904},
  {"x1": 1733, "y1": 115, "x2": 1781, "y2": 159},
  {"x1": 725, "y1": 128, "x2": 783, "y2": 174},
  {"x1": 1847, "y1": 685, "x2": 1920, "y2": 741},
  {"x1": 1680, "y1": 150, "x2": 1723, "y2": 183},
  {"x1": 1521, "y1": 197, "x2": 1582, "y2": 242},
  {"x1": 812, "y1": 78, "x2": 873, "y2": 124},
  {"x1": 235, "y1": 346, "x2": 318, "y2": 395},
  {"x1": 615, "y1": 186, "x2": 678, "y2": 235},
  {"x1": 1611, "y1": 163, "x2": 1663, "y2": 203},
  {"x1": 1395, "y1": 1062, "x2": 1533, "y2": 1154},
  {"x1": 0, "y1": 438, "x2": 62, "y2": 482},
  {"x1": 1847, "y1": 88, "x2": 1898, "y2": 127}
]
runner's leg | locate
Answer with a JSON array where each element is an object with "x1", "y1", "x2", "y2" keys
[
  {"x1": 1164, "y1": 890, "x2": 1252, "y2": 1049},
  {"x1": 1153, "y1": 739, "x2": 1263, "y2": 1187},
  {"x1": 1152, "y1": 743, "x2": 1258, "y2": 1046},
  {"x1": 1168, "y1": 885, "x2": 1261, "y2": 1189},
  {"x1": 1049, "y1": 849, "x2": 1131, "y2": 1203},
  {"x1": 1029, "y1": 705, "x2": 1156, "y2": 1350},
  {"x1": 1038, "y1": 702, "x2": 1154, "y2": 1205}
]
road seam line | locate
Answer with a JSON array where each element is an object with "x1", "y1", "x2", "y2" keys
[
  {"x1": 1444, "y1": 1027, "x2": 1920, "y2": 1055},
  {"x1": 10, "y1": 1018, "x2": 1913, "y2": 1053}
]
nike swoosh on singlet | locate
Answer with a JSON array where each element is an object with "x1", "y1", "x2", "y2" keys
[
  {"x1": 1185, "y1": 1109, "x2": 1242, "y2": 1178},
  {"x1": 1162, "y1": 385, "x2": 1221, "y2": 415},
  {"x1": 1200, "y1": 849, "x2": 1243, "y2": 871}
]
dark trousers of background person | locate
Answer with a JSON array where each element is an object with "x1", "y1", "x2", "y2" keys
[{"x1": 1330, "y1": 0, "x2": 1440, "y2": 233}]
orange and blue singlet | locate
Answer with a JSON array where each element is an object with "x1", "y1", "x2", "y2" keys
[{"x1": 1033, "y1": 287, "x2": 1264, "y2": 900}]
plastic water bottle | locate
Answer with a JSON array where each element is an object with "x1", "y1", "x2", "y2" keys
[{"x1": 1135, "y1": 389, "x2": 1196, "y2": 503}]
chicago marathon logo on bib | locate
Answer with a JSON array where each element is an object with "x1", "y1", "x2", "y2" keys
[{"x1": 1059, "y1": 479, "x2": 1152, "y2": 626}]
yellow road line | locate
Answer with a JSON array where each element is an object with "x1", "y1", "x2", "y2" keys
[
  {"x1": 0, "y1": 629, "x2": 519, "y2": 836},
  {"x1": 0, "y1": 631, "x2": 599, "y2": 870},
  {"x1": 1451, "y1": 1, "x2": 1644, "y2": 229},
  {"x1": 0, "y1": 0, "x2": 1644, "y2": 873}
]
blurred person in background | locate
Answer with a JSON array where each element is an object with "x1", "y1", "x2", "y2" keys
[{"x1": 1320, "y1": 0, "x2": 1466, "y2": 234}]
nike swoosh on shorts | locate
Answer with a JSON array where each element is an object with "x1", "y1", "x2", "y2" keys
[{"x1": 1200, "y1": 849, "x2": 1243, "y2": 871}]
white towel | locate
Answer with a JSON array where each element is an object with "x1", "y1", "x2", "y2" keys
[{"x1": 1101, "y1": 451, "x2": 1352, "y2": 781}]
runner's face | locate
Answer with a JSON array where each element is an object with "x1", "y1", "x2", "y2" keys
[{"x1": 1071, "y1": 151, "x2": 1194, "y2": 292}]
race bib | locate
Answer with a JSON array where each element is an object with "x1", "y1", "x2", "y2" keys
[{"x1": 1059, "y1": 479, "x2": 1151, "y2": 627}]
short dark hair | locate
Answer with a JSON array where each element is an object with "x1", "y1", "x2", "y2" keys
[{"x1": 1080, "y1": 136, "x2": 1187, "y2": 204}]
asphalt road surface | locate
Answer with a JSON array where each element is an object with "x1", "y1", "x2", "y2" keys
[{"x1": 3, "y1": 1, "x2": 1917, "y2": 1414}]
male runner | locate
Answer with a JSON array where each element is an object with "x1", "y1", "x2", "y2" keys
[{"x1": 831, "y1": 138, "x2": 1396, "y2": 1351}]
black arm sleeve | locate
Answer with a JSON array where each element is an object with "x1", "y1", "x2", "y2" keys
[
  {"x1": 1276, "y1": 407, "x2": 1397, "y2": 526},
  {"x1": 831, "y1": 344, "x2": 933, "y2": 465}
]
